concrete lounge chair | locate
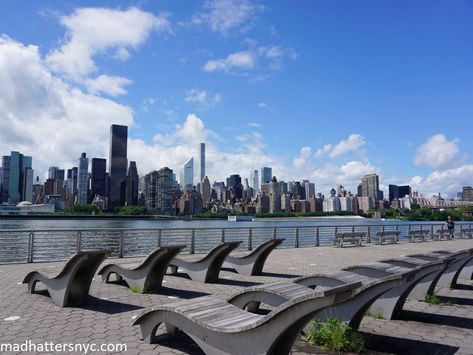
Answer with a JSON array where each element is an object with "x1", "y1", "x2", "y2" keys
[
  {"x1": 382, "y1": 249, "x2": 472, "y2": 301},
  {"x1": 225, "y1": 238, "x2": 285, "y2": 275},
  {"x1": 22, "y1": 251, "x2": 109, "y2": 307},
  {"x1": 98, "y1": 245, "x2": 186, "y2": 293},
  {"x1": 342, "y1": 260, "x2": 443, "y2": 320},
  {"x1": 228, "y1": 270, "x2": 407, "y2": 331},
  {"x1": 168, "y1": 241, "x2": 242, "y2": 283},
  {"x1": 132, "y1": 281, "x2": 361, "y2": 355}
]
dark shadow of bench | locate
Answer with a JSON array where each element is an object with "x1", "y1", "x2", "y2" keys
[
  {"x1": 225, "y1": 238, "x2": 285, "y2": 275},
  {"x1": 98, "y1": 245, "x2": 186, "y2": 293},
  {"x1": 22, "y1": 251, "x2": 109, "y2": 307}
]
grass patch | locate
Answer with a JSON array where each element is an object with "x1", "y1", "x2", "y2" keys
[
  {"x1": 364, "y1": 308, "x2": 385, "y2": 319},
  {"x1": 425, "y1": 294, "x2": 452, "y2": 305},
  {"x1": 307, "y1": 317, "x2": 365, "y2": 354},
  {"x1": 130, "y1": 285, "x2": 143, "y2": 294}
]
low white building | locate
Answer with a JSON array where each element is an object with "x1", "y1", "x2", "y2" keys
[{"x1": 0, "y1": 201, "x2": 55, "y2": 215}]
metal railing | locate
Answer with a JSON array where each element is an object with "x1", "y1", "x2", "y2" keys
[{"x1": 0, "y1": 222, "x2": 472, "y2": 264}]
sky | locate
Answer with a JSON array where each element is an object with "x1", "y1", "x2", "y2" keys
[{"x1": 0, "y1": 0, "x2": 472, "y2": 198}]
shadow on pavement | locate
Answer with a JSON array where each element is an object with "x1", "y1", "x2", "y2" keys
[
  {"x1": 401, "y1": 310, "x2": 473, "y2": 330},
  {"x1": 83, "y1": 296, "x2": 143, "y2": 314},
  {"x1": 362, "y1": 332, "x2": 459, "y2": 355}
]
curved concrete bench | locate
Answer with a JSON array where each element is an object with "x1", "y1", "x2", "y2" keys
[
  {"x1": 228, "y1": 270, "x2": 406, "y2": 331},
  {"x1": 22, "y1": 251, "x2": 109, "y2": 307},
  {"x1": 225, "y1": 238, "x2": 285, "y2": 275},
  {"x1": 98, "y1": 245, "x2": 186, "y2": 293},
  {"x1": 132, "y1": 281, "x2": 361, "y2": 354},
  {"x1": 168, "y1": 241, "x2": 242, "y2": 283}
]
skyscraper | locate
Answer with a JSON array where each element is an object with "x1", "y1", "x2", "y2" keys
[
  {"x1": 125, "y1": 161, "x2": 139, "y2": 206},
  {"x1": 226, "y1": 174, "x2": 243, "y2": 199},
  {"x1": 361, "y1": 174, "x2": 382, "y2": 201},
  {"x1": 77, "y1": 153, "x2": 89, "y2": 205},
  {"x1": 156, "y1": 167, "x2": 173, "y2": 214},
  {"x1": 91, "y1": 158, "x2": 107, "y2": 199},
  {"x1": 5, "y1": 151, "x2": 33, "y2": 204},
  {"x1": 261, "y1": 167, "x2": 272, "y2": 185},
  {"x1": 181, "y1": 158, "x2": 194, "y2": 191},
  {"x1": 200, "y1": 143, "x2": 205, "y2": 181},
  {"x1": 200, "y1": 176, "x2": 211, "y2": 202},
  {"x1": 109, "y1": 124, "x2": 128, "y2": 209},
  {"x1": 251, "y1": 169, "x2": 259, "y2": 193},
  {"x1": 1, "y1": 156, "x2": 10, "y2": 203},
  {"x1": 388, "y1": 184, "x2": 411, "y2": 202}
]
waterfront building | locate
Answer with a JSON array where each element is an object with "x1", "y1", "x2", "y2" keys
[
  {"x1": 291, "y1": 199, "x2": 302, "y2": 212},
  {"x1": 261, "y1": 167, "x2": 272, "y2": 185},
  {"x1": 3, "y1": 151, "x2": 33, "y2": 204},
  {"x1": 281, "y1": 194, "x2": 291, "y2": 212},
  {"x1": 256, "y1": 192, "x2": 270, "y2": 213},
  {"x1": 361, "y1": 174, "x2": 383, "y2": 202},
  {"x1": 200, "y1": 143, "x2": 205, "y2": 181},
  {"x1": 357, "y1": 196, "x2": 374, "y2": 213},
  {"x1": 181, "y1": 158, "x2": 194, "y2": 191},
  {"x1": 251, "y1": 169, "x2": 259, "y2": 193},
  {"x1": 125, "y1": 161, "x2": 139, "y2": 206},
  {"x1": 269, "y1": 193, "x2": 281, "y2": 213},
  {"x1": 156, "y1": 167, "x2": 173, "y2": 214},
  {"x1": 109, "y1": 124, "x2": 128, "y2": 209},
  {"x1": 323, "y1": 196, "x2": 341, "y2": 212},
  {"x1": 77, "y1": 153, "x2": 89, "y2": 205},
  {"x1": 200, "y1": 176, "x2": 211, "y2": 203},
  {"x1": 0, "y1": 167, "x2": 3, "y2": 203},
  {"x1": 143, "y1": 171, "x2": 158, "y2": 209},
  {"x1": 22, "y1": 166, "x2": 33, "y2": 203},
  {"x1": 178, "y1": 190, "x2": 203, "y2": 215},
  {"x1": 91, "y1": 158, "x2": 107, "y2": 202},
  {"x1": 304, "y1": 181, "x2": 315, "y2": 199},
  {"x1": 339, "y1": 195, "x2": 358, "y2": 213},
  {"x1": 226, "y1": 174, "x2": 243, "y2": 200},
  {"x1": 388, "y1": 184, "x2": 411, "y2": 202},
  {"x1": 309, "y1": 196, "x2": 324, "y2": 212},
  {"x1": 463, "y1": 186, "x2": 473, "y2": 201}
]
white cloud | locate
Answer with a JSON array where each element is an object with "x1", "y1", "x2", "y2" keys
[
  {"x1": 46, "y1": 7, "x2": 170, "y2": 79},
  {"x1": 86, "y1": 75, "x2": 133, "y2": 96},
  {"x1": 184, "y1": 88, "x2": 222, "y2": 107},
  {"x1": 316, "y1": 134, "x2": 366, "y2": 159},
  {"x1": 0, "y1": 36, "x2": 133, "y2": 180},
  {"x1": 192, "y1": 0, "x2": 263, "y2": 35},
  {"x1": 413, "y1": 134, "x2": 461, "y2": 170},
  {"x1": 293, "y1": 147, "x2": 312, "y2": 168},
  {"x1": 203, "y1": 45, "x2": 297, "y2": 73},
  {"x1": 257, "y1": 102, "x2": 267, "y2": 108},
  {"x1": 248, "y1": 122, "x2": 261, "y2": 128}
]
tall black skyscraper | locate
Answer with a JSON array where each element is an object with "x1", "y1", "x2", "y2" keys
[
  {"x1": 109, "y1": 124, "x2": 128, "y2": 209},
  {"x1": 388, "y1": 184, "x2": 411, "y2": 202},
  {"x1": 226, "y1": 174, "x2": 243, "y2": 200},
  {"x1": 91, "y1": 158, "x2": 107, "y2": 200}
]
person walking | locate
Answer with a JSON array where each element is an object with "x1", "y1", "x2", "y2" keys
[{"x1": 447, "y1": 215, "x2": 455, "y2": 239}]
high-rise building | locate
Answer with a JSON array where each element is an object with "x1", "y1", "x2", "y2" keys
[
  {"x1": 181, "y1": 158, "x2": 194, "y2": 191},
  {"x1": 77, "y1": 153, "x2": 89, "y2": 205},
  {"x1": 200, "y1": 176, "x2": 211, "y2": 203},
  {"x1": 48, "y1": 167, "x2": 59, "y2": 180},
  {"x1": 91, "y1": 158, "x2": 107, "y2": 200},
  {"x1": 361, "y1": 174, "x2": 382, "y2": 201},
  {"x1": 109, "y1": 124, "x2": 128, "y2": 209},
  {"x1": 200, "y1": 143, "x2": 205, "y2": 181},
  {"x1": 156, "y1": 167, "x2": 173, "y2": 214},
  {"x1": 226, "y1": 174, "x2": 243, "y2": 200},
  {"x1": 304, "y1": 181, "x2": 315, "y2": 199},
  {"x1": 4, "y1": 152, "x2": 32, "y2": 204},
  {"x1": 125, "y1": 161, "x2": 139, "y2": 206},
  {"x1": 463, "y1": 186, "x2": 473, "y2": 201},
  {"x1": 251, "y1": 169, "x2": 259, "y2": 193},
  {"x1": 0, "y1": 167, "x2": 3, "y2": 203},
  {"x1": 388, "y1": 184, "x2": 411, "y2": 202},
  {"x1": 261, "y1": 167, "x2": 272, "y2": 185}
]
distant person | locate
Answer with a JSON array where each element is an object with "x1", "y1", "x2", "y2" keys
[{"x1": 447, "y1": 215, "x2": 455, "y2": 239}]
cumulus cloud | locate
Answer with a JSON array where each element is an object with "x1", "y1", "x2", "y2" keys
[
  {"x1": 86, "y1": 75, "x2": 133, "y2": 96},
  {"x1": 184, "y1": 88, "x2": 222, "y2": 107},
  {"x1": 0, "y1": 36, "x2": 133, "y2": 180},
  {"x1": 316, "y1": 134, "x2": 367, "y2": 158},
  {"x1": 257, "y1": 102, "x2": 267, "y2": 108},
  {"x1": 293, "y1": 147, "x2": 312, "y2": 168},
  {"x1": 413, "y1": 134, "x2": 461, "y2": 170},
  {"x1": 203, "y1": 45, "x2": 297, "y2": 73},
  {"x1": 192, "y1": 0, "x2": 263, "y2": 35},
  {"x1": 46, "y1": 7, "x2": 170, "y2": 80}
]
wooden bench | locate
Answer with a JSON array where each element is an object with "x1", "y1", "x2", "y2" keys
[
  {"x1": 408, "y1": 230, "x2": 429, "y2": 243},
  {"x1": 433, "y1": 229, "x2": 453, "y2": 241},
  {"x1": 373, "y1": 231, "x2": 400, "y2": 245},
  {"x1": 333, "y1": 232, "x2": 364, "y2": 248}
]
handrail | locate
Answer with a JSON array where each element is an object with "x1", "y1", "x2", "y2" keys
[{"x1": 0, "y1": 222, "x2": 471, "y2": 264}]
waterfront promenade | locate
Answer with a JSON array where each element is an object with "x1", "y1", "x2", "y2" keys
[{"x1": 1, "y1": 239, "x2": 473, "y2": 354}]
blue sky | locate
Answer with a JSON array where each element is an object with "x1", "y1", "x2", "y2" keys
[{"x1": 0, "y1": 0, "x2": 472, "y2": 197}]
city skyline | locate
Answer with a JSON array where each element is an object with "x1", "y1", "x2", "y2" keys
[{"x1": 0, "y1": 1, "x2": 472, "y2": 197}]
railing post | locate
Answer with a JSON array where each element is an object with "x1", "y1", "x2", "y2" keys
[
  {"x1": 272, "y1": 228, "x2": 276, "y2": 240},
  {"x1": 248, "y1": 228, "x2": 253, "y2": 251},
  {"x1": 315, "y1": 227, "x2": 320, "y2": 247},
  {"x1": 382, "y1": 225, "x2": 385, "y2": 232},
  {"x1": 295, "y1": 228, "x2": 299, "y2": 248},
  {"x1": 118, "y1": 231, "x2": 124, "y2": 258},
  {"x1": 334, "y1": 227, "x2": 338, "y2": 236},
  {"x1": 190, "y1": 229, "x2": 195, "y2": 254},
  {"x1": 367, "y1": 226, "x2": 371, "y2": 244},
  {"x1": 28, "y1": 230, "x2": 34, "y2": 263},
  {"x1": 77, "y1": 231, "x2": 82, "y2": 253},
  {"x1": 221, "y1": 229, "x2": 225, "y2": 243},
  {"x1": 352, "y1": 226, "x2": 355, "y2": 232},
  {"x1": 157, "y1": 229, "x2": 162, "y2": 248},
  {"x1": 430, "y1": 225, "x2": 434, "y2": 237}
]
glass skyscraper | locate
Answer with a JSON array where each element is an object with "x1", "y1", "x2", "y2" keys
[
  {"x1": 200, "y1": 143, "x2": 205, "y2": 181},
  {"x1": 109, "y1": 124, "x2": 128, "y2": 209},
  {"x1": 77, "y1": 153, "x2": 89, "y2": 205},
  {"x1": 91, "y1": 158, "x2": 107, "y2": 199},
  {"x1": 261, "y1": 166, "x2": 272, "y2": 185}
]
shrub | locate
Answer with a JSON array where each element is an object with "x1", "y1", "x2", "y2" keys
[{"x1": 306, "y1": 317, "x2": 364, "y2": 353}]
